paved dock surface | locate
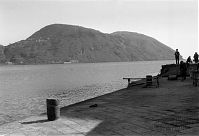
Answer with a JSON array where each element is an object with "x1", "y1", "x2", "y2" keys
[{"x1": 0, "y1": 77, "x2": 199, "y2": 136}]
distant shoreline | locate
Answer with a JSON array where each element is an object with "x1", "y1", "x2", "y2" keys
[{"x1": 0, "y1": 59, "x2": 175, "y2": 66}]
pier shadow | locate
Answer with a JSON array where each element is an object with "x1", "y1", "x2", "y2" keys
[
  {"x1": 21, "y1": 119, "x2": 49, "y2": 124},
  {"x1": 59, "y1": 78, "x2": 199, "y2": 136},
  {"x1": 59, "y1": 86, "x2": 155, "y2": 136},
  {"x1": 60, "y1": 105, "x2": 119, "y2": 136}
]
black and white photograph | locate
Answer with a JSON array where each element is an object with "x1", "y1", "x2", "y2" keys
[{"x1": 0, "y1": 0, "x2": 198, "y2": 135}]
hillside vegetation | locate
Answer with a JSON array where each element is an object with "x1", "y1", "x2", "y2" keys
[{"x1": 2, "y1": 24, "x2": 176, "y2": 64}]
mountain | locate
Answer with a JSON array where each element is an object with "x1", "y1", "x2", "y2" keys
[
  {"x1": 0, "y1": 45, "x2": 6, "y2": 63},
  {"x1": 111, "y1": 31, "x2": 176, "y2": 60},
  {"x1": 3, "y1": 24, "x2": 176, "y2": 64}
]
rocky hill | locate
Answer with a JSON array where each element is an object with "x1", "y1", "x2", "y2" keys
[
  {"x1": 3, "y1": 24, "x2": 176, "y2": 64},
  {"x1": 0, "y1": 45, "x2": 6, "y2": 63},
  {"x1": 112, "y1": 31, "x2": 176, "y2": 60}
]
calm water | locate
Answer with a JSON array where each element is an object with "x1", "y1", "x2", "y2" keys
[{"x1": 0, "y1": 60, "x2": 174, "y2": 125}]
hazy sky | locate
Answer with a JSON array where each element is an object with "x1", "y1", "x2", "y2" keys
[{"x1": 0, "y1": 0, "x2": 198, "y2": 58}]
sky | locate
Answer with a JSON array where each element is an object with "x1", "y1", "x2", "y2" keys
[{"x1": 0, "y1": 0, "x2": 198, "y2": 59}]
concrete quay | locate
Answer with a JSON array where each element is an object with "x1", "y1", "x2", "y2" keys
[{"x1": 0, "y1": 77, "x2": 199, "y2": 136}]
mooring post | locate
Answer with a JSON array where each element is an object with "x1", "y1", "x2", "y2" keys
[
  {"x1": 46, "y1": 98, "x2": 60, "y2": 121},
  {"x1": 146, "y1": 75, "x2": 152, "y2": 86}
]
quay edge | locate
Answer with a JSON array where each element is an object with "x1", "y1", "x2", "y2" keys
[{"x1": 160, "y1": 63, "x2": 198, "y2": 77}]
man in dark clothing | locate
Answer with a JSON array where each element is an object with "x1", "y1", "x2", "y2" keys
[
  {"x1": 180, "y1": 61, "x2": 187, "y2": 81},
  {"x1": 186, "y1": 56, "x2": 192, "y2": 68},
  {"x1": 175, "y1": 49, "x2": 180, "y2": 64},
  {"x1": 193, "y1": 52, "x2": 198, "y2": 63},
  {"x1": 186, "y1": 56, "x2": 192, "y2": 64}
]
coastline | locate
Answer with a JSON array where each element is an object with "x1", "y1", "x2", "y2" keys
[
  {"x1": 0, "y1": 59, "x2": 175, "y2": 66},
  {"x1": 0, "y1": 82, "x2": 125, "y2": 126},
  {"x1": 0, "y1": 76, "x2": 199, "y2": 135},
  {"x1": 0, "y1": 75, "x2": 144, "y2": 127},
  {"x1": 0, "y1": 61, "x2": 177, "y2": 130}
]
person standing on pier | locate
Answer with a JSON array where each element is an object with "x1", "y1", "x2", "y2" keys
[
  {"x1": 186, "y1": 56, "x2": 192, "y2": 64},
  {"x1": 174, "y1": 49, "x2": 180, "y2": 64},
  {"x1": 186, "y1": 56, "x2": 192, "y2": 69},
  {"x1": 193, "y1": 52, "x2": 199, "y2": 63}
]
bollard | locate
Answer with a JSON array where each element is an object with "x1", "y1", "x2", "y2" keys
[
  {"x1": 46, "y1": 98, "x2": 60, "y2": 121},
  {"x1": 146, "y1": 75, "x2": 152, "y2": 86}
]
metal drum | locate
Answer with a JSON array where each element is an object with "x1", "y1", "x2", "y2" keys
[{"x1": 46, "y1": 98, "x2": 60, "y2": 121}]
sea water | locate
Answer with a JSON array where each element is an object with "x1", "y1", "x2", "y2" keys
[{"x1": 0, "y1": 60, "x2": 174, "y2": 125}]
